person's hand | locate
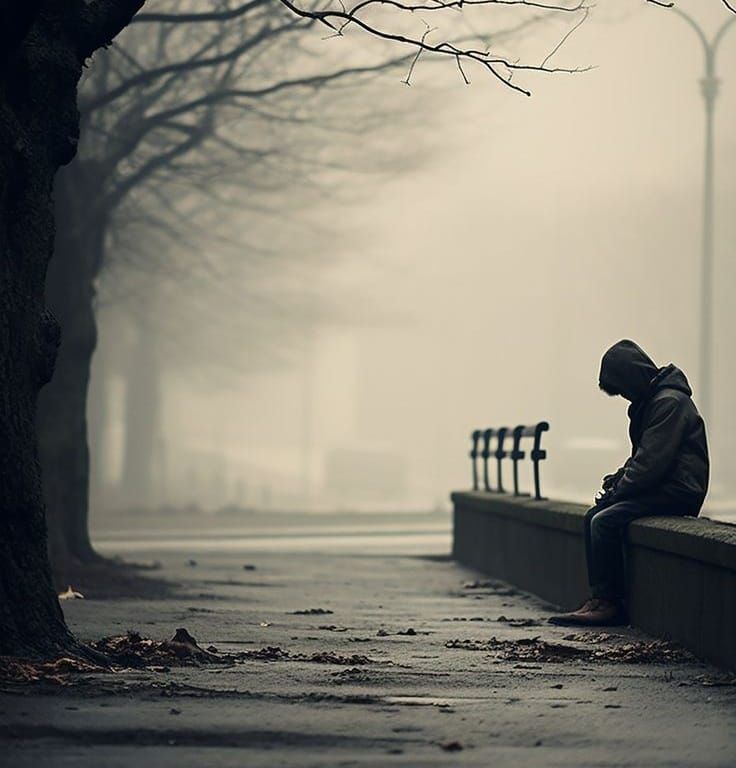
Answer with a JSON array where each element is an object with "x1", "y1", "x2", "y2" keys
[
  {"x1": 594, "y1": 487, "x2": 615, "y2": 508},
  {"x1": 601, "y1": 467, "x2": 624, "y2": 491}
]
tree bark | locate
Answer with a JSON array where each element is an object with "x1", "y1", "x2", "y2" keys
[
  {"x1": 38, "y1": 164, "x2": 104, "y2": 572},
  {"x1": 0, "y1": 16, "x2": 83, "y2": 658},
  {"x1": 0, "y1": 1, "x2": 144, "y2": 657}
]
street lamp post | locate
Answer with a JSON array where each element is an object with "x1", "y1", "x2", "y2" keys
[{"x1": 669, "y1": 8, "x2": 735, "y2": 426}]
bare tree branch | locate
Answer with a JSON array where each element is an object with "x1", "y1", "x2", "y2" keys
[
  {"x1": 131, "y1": 0, "x2": 266, "y2": 24},
  {"x1": 277, "y1": 0, "x2": 591, "y2": 95},
  {"x1": 85, "y1": 18, "x2": 300, "y2": 113}
]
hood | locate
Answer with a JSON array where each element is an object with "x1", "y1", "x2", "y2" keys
[
  {"x1": 599, "y1": 340, "x2": 659, "y2": 402},
  {"x1": 650, "y1": 363, "x2": 693, "y2": 398}
]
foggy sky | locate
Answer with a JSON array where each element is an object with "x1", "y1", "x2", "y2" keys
[{"x1": 91, "y1": 0, "x2": 736, "y2": 517}]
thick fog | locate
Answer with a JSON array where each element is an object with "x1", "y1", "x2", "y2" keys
[{"x1": 88, "y1": 0, "x2": 736, "y2": 520}]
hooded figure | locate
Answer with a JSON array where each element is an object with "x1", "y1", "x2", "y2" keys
[
  {"x1": 598, "y1": 339, "x2": 709, "y2": 507},
  {"x1": 549, "y1": 340, "x2": 709, "y2": 628}
]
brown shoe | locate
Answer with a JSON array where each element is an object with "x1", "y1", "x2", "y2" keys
[{"x1": 548, "y1": 598, "x2": 625, "y2": 627}]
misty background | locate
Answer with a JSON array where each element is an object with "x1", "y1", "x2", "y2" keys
[{"x1": 85, "y1": 0, "x2": 736, "y2": 524}]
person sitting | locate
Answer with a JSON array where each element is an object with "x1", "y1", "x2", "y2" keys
[{"x1": 550, "y1": 339, "x2": 709, "y2": 627}]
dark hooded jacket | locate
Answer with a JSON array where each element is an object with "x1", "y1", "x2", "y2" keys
[{"x1": 599, "y1": 340, "x2": 709, "y2": 510}]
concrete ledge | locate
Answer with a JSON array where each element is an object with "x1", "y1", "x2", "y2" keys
[{"x1": 451, "y1": 491, "x2": 736, "y2": 671}]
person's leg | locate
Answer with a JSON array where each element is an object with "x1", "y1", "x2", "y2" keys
[
  {"x1": 551, "y1": 495, "x2": 684, "y2": 626},
  {"x1": 588, "y1": 499, "x2": 651, "y2": 601},
  {"x1": 583, "y1": 505, "x2": 599, "y2": 592}
]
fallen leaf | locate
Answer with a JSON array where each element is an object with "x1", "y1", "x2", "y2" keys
[{"x1": 58, "y1": 586, "x2": 84, "y2": 600}]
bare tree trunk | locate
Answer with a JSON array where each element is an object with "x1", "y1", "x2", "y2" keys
[
  {"x1": 88, "y1": 337, "x2": 112, "y2": 515},
  {"x1": 0, "y1": 165, "x2": 72, "y2": 654},
  {"x1": 0, "y1": 1, "x2": 144, "y2": 657},
  {"x1": 0, "y1": 25, "x2": 78, "y2": 659},
  {"x1": 120, "y1": 328, "x2": 161, "y2": 509},
  {"x1": 38, "y1": 166, "x2": 103, "y2": 572}
]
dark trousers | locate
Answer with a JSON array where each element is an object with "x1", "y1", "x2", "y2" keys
[{"x1": 584, "y1": 495, "x2": 697, "y2": 601}]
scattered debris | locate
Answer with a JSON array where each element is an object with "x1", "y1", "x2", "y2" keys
[
  {"x1": 461, "y1": 580, "x2": 517, "y2": 596},
  {"x1": 562, "y1": 632, "x2": 619, "y2": 644},
  {"x1": 239, "y1": 646, "x2": 290, "y2": 662},
  {"x1": 462, "y1": 579, "x2": 500, "y2": 590},
  {"x1": 238, "y1": 646, "x2": 373, "y2": 665},
  {"x1": 290, "y1": 608, "x2": 333, "y2": 615},
  {"x1": 331, "y1": 667, "x2": 372, "y2": 684},
  {"x1": 446, "y1": 636, "x2": 587, "y2": 662},
  {"x1": 695, "y1": 674, "x2": 736, "y2": 687},
  {"x1": 0, "y1": 656, "x2": 100, "y2": 686},
  {"x1": 440, "y1": 740, "x2": 464, "y2": 752},
  {"x1": 58, "y1": 586, "x2": 84, "y2": 600},
  {"x1": 591, "y1": 640, "x2": 694, "y2": 664},
  {"x1": 497, "y1": 616, "x2": 541, "y2": 628},
  {"x1": 375, "y1": 627, "x2": 422, "y2": 637},
  {"x1": 306, "y1": 651, "x2": 371, "y2": 666},
  {"x1": 445, "y1": 636, "x2": 694, "y2": 664},
  {"x1": 92, "y1": 628, "x2": 220, "y2": 667},
  {"x1": 318, "y1": 625, "x2": 348, "y2": 632}
]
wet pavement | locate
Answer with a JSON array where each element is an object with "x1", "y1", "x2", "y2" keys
[{"x1": 1, "y1": 517, "x2": 735, "y2": 767}]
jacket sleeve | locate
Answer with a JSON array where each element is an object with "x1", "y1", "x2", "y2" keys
[{"x1": 610, "y1": 396, "x2": 689, "y2": 501}]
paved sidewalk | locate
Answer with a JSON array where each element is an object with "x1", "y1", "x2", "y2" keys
[{"x1": 2, "y1": 535, "x2": 735, "y2": 767}]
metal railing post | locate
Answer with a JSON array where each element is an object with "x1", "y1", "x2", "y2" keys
[
  {"x1": 481, "y1": 428, "x2": 494, "y2": 491},
  {"x1": 530, "y1": 421, "x2": 550, "y2": 500},
  {"x1": 469, "y1": 430, "x2": 482, "y2": 491}
]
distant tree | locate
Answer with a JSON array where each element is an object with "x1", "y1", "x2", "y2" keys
[
  {"x1": 37, "y1": 1, "x2": 413, "y2": 578},
  {"x1": 40, "y1": 0, "x2": 578, "y2": 582},
  {"x1": 0, "y1": 0, "x2": 588, "y2": 657}
]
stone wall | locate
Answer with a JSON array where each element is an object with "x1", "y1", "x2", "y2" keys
[{"x1": 451, "y1": 492, "x2": 736, "y2": 670}]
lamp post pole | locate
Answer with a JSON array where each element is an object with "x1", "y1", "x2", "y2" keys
[{"x1": 669, "y1": 9, "x2": 735, "y2": 426}]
